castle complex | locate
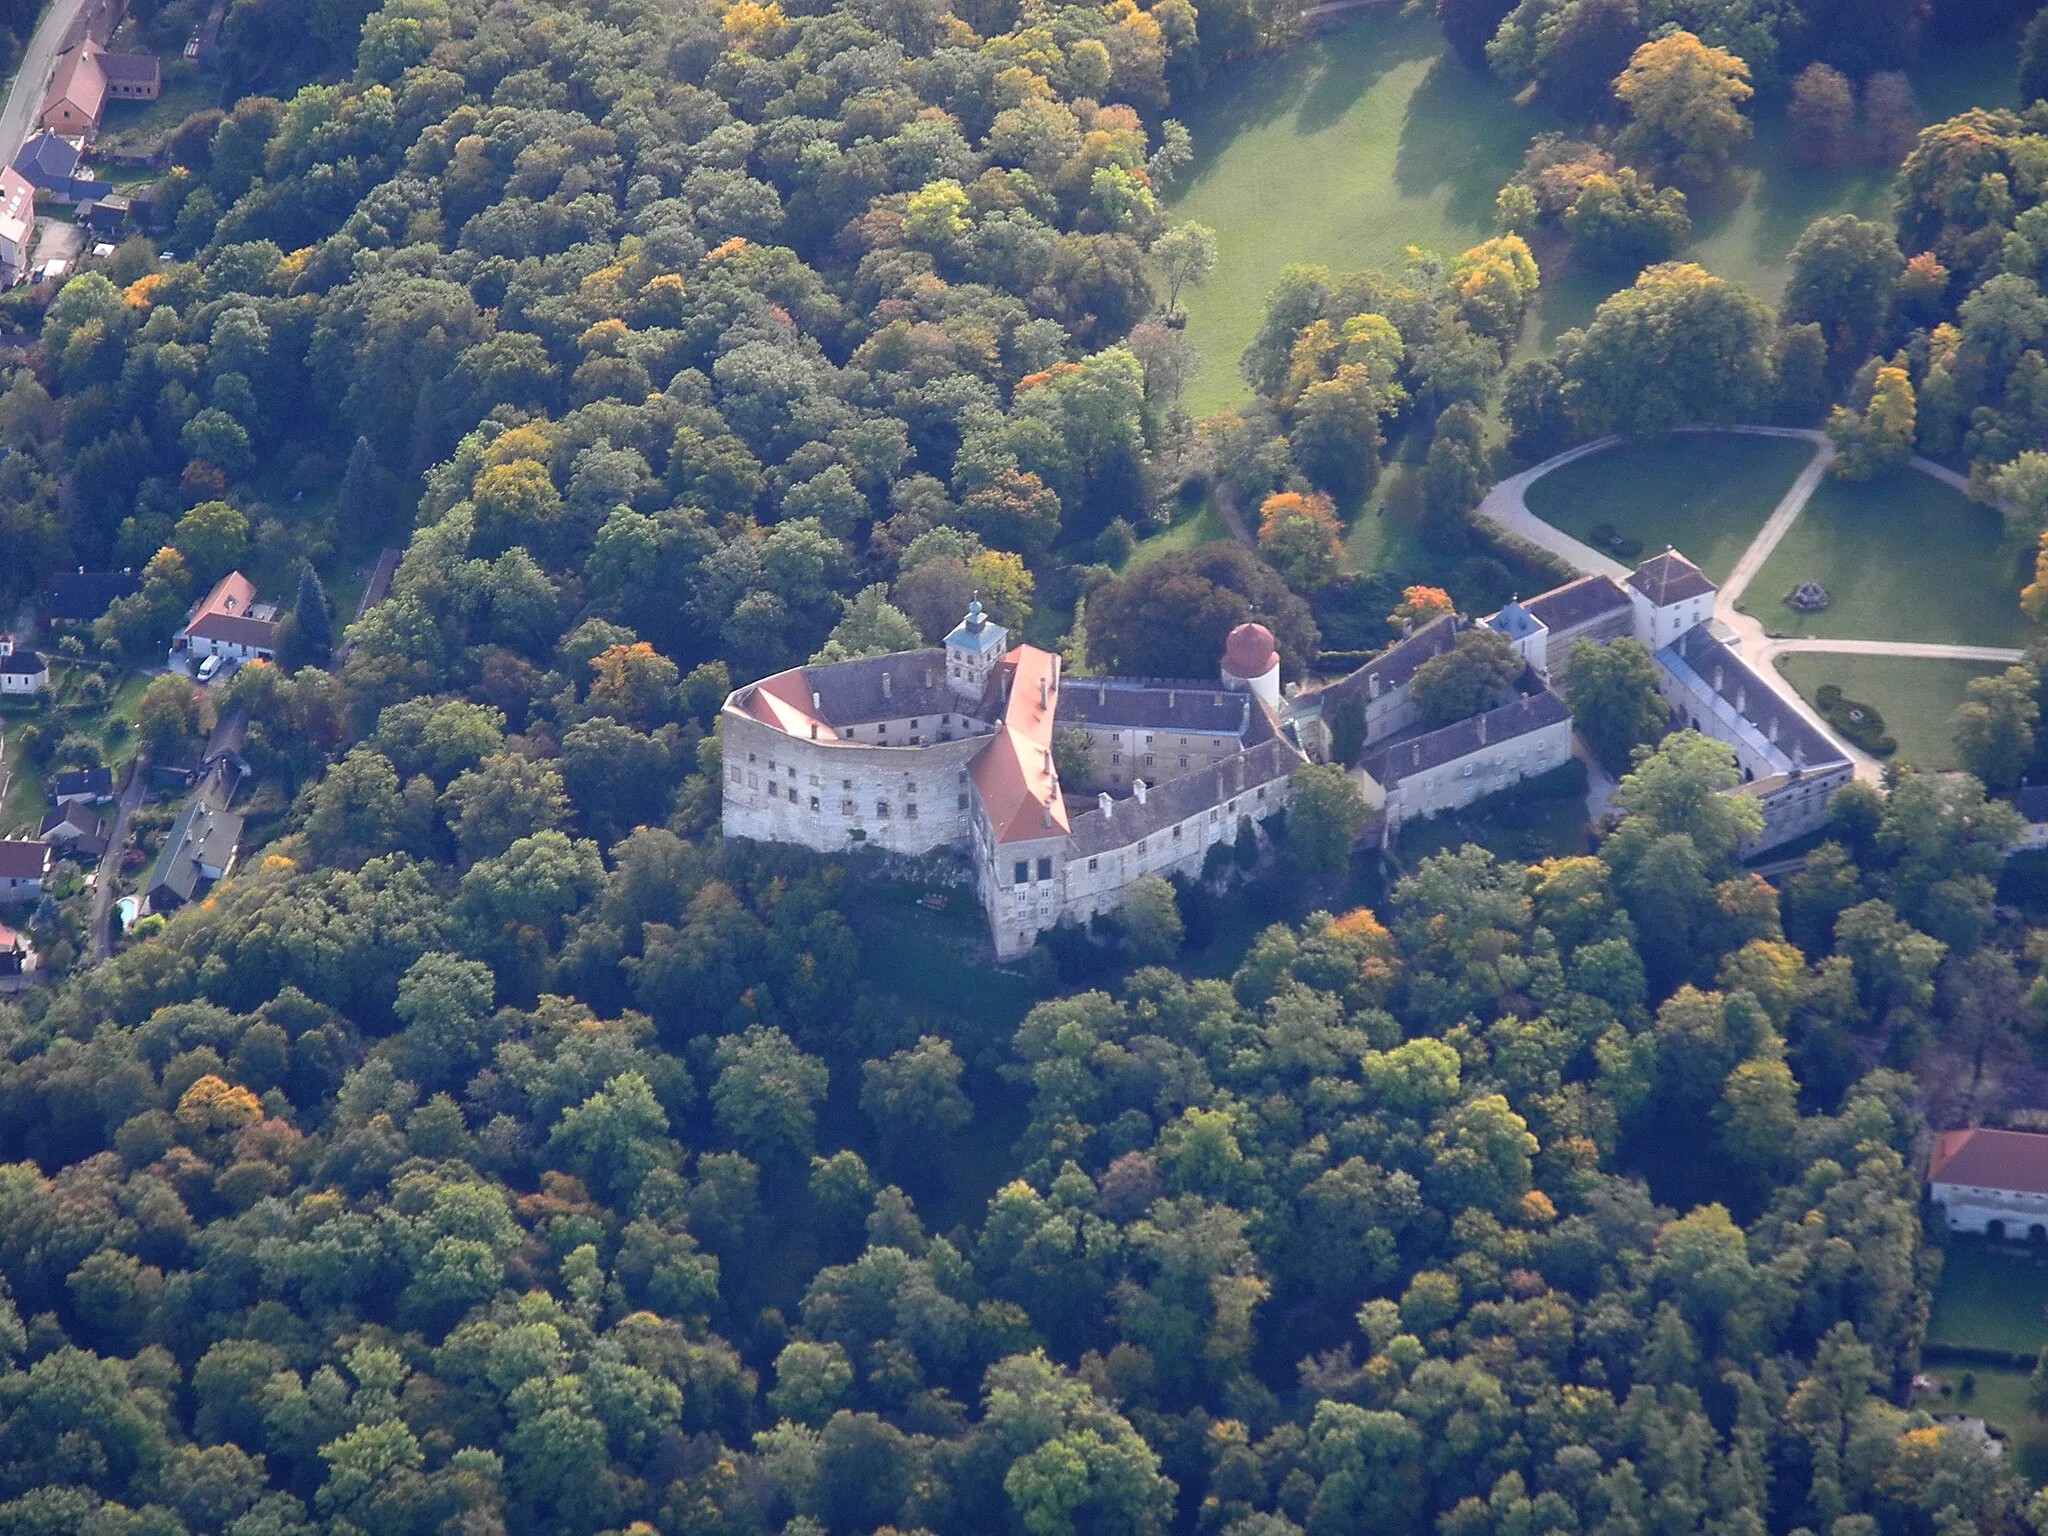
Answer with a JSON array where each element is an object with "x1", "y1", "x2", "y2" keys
[{"x1": 722, "y1": 549, "x2": 1854, "y2": 958}]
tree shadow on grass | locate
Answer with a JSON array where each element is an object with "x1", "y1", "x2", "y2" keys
[
  {"x1": 1394, "y1": 54, "x2": 1542, "y2": 231},
  {"x1": 1175, "y1": 9, "x2": 1443, "y2": 190},
  {"x1": 1293, "y1": 9, "x2": 1439, "y2": 135}
]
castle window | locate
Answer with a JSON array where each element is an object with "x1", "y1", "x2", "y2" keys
[
  {"x1": 958, "y1": 770, "x2": 967, "y2": 783},
  {"x1": 1014, "y1": 861, "x2": 1029, "y2": 884},
  {"x1": 842, "y1": 799, "x2": 856, "y2": 815},
  {"x1": 747, "y1": 774, "x2": 758, "y2": 789},
  {"x1": 787, "y1": 766, "x2": 796, "y2": 778},
  {"x1": 910, "y1": 719, "x2": 919, "y2": 728},
  {"x1": 1111, "y1": 753, "x2": 1120, "y2": 765},
  {"x1": 1258, "y1": 788, "x2": 1267, "y2": 800},
  {"x1": 842, "y1": 728, "x2": 854, "y2": 739},
  {"x1": 1145, "y1": 735, "x2": 1154, "y2": 745},
  {"x1": 1037, "y1": 857, "x2": 1052, "y2": 880},
  {"x1": 909, "y1": 736, "x2": 921, "y2": 745},
  {"x1": 1143, "y1": 755, "x2": 1154, "y2": 767},
  {"x1": 957, "y1": 793, "x2": 969, "y2": 809},
  {"x1": 729, "y1": 766, "x2": 741, "y2": 783},
  {"x1": 810, "y1": 796, "x2": 820, "y2": 811},
  {"x1": 942, "y1": 715, "x2": 951, "y2": 725},
  {"x1": 748, "y1": 753, "x2": 757, "y2": 763},
  {"x1": 877, "y1": 801, "x2": 890, "y2": 817},
  {"x1": 843, "y1": 779, "x2": 853, "y2": 790},
  {"x1": 1136, "y1": 839, "x2": 1147, "y2": 853},
  {"x1": 877, "y1": 723, "x2": 887, "y2": 735},
  {"x1": 1179, "y1": 756, "x2": 1188, "y2": 768},
  {"x1": 1088, "y1": 858, "x2": 1098, "y2": 871},
  {"x1": 1172, "y1": 825, "x2": 1181, "y2": 839},
  {"x1": 906, "y1": 803, "x2": 918, "y2": 819}
]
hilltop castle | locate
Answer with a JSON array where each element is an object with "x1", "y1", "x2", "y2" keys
[{"x1": 722, "y1": 551, "x2": 1854, "y2": 959}]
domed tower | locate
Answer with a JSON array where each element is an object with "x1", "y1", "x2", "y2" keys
[{"x1": 1220, "y1": 622, "x2": 1280, "y2": 713}]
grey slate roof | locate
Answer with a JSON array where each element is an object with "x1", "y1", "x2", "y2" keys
[
  {"x1": 1628, "y1": 551, "x2": 1715, "y2": 606},
  {"x1": 1311, "y1": 614, "x2": 1463, "y2": 713},
  {"x1": 41, "y1": 569, "x2": 140, "y2": 623},
  {"x1": 53, "y1": 766, "x2": 112, "y2": 799},
  {"x1": 1524, "y1": 575, "x2": 1633, "y2": 634},
  {"x1": 802, "y1": 649, "x2": 970, "y2": 726},
  {"x1": 1661, "y1": 626, "x2": 1850, "y2": 774},
  {"x1": 1066, "y1": 737, "x2": 1298, "y2": 857},
  {"x1": 1362, "y1": 689, "x2": 1571, "y2": 790},
  {"x1": 0, "y1": 648, "x2": 44, "y2": 675},
  {"x1": 1056, "y1": 680, "x2": 1249, "y2": 736},
  {"x1": 147, "y1": 795, "x2": 242, "y2": 907},
  {"x1": 12, "y1": 130, "x2": 78, "y2": 186}
]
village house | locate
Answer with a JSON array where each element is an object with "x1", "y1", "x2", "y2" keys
[
  {"x1": 0, "y1": 167, "x2": 34, "y2": 287},
  {"x1": 12, "y1": 130, "x2": 94, "y2": 202},
  {"x1": 171, "y1": 570, "x2": 277, "y2": 669},
  {"x1": 0, "y1": 634, "x2": 47, "y2": 695},
  {"x1": 52, "y1": 766, "x2": 114, "y2": 806},
  {"x1": 42, "y1": 568, "x2": 142, "y2": 629},
  {"x1": 0, "y1": 840, "x2": 52, "y2": 899},
  {"x1": 1928, "y1": 1127, "x2": 2048, "y2": 1239},
  {"x1": 39, "y1": 802, "x2": 108, "y2": 859},
  {"x1": 39, "y1": 39, "x2": 160, "y2": 141},
  {"x1": 145, "y1": 774, "x2": 242, "y2": 913}
]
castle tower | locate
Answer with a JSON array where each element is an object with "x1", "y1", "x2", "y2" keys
[
  {"x1": 945, "y1": 600, "x2": 1007, "y2": 701},
  {"x1": 1220, "y1": 622, "x2": 1280, "y2": 713}
]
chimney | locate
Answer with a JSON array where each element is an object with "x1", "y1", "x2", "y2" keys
[
  {"x1": 1478, "y1": 713, "x2": 1487, "y2": 744},
  {"x1": 1168, "y1": 690, "x2": 1176, "y2": 708},
  {"x1": 1133, "y1": 779, "x2": 1148, "y2": 805},
  {"x1": 1737, "y1": 686, "x2": 1746, "y2": 712},
  {"x1": 812, "y1": 690, "x2": 821, "y2": 709},
  {"x1": 1099, "y1": 792, "x2": 1113, "y2": 819},
  {"x1": 881, "y1": 673, "x2": 892, "y2": 701},
  {"x1": 1039, "y1": 674, "x2": 1048, "y2": 710},
  {"x1": 809, "y1": 724, "x2": 818, "y2": 739}
]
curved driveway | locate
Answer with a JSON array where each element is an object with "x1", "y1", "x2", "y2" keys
[{"x1": 1478, "y1": 426, "x2": 2017, "y2": 784}]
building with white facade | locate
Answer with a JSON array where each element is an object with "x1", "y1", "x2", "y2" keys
[
  {"x1": 1358, "y1": 684, "x2": 1574, "y2": 836},
  {"x1": 0, "y1": 634, "x2": 47, "y2": 694},
  {"x1": 172, "y1": 571, "x2": 277, "y2": 668},
  {"x1": 724, "y1": 604, "x2": 1302, "y2": 958},
  {"x1": 1928, "y1": 1127, "x2": 2048, "y2": 1239}
]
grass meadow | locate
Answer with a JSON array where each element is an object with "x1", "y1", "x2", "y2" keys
[
  {"x1": 1521, "y1": 434, "x2": 1813, "y2": 583},
  {"x1": 1776, "y1": 654, "x2": 2002, "y2": 772},
  {"x1": 1744, "y1": 470, "x2": 2029, "y2": 648},
  {"x1": 1169, "y1": 21, "x2": 2020, "y2": 414}
]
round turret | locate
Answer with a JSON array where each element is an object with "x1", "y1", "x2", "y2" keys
[{"x1": 1220, "y1": 622, "x2": 1281, "y2": 712}]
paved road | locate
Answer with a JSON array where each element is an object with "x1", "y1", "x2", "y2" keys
[
  {"x1": 88, "y1": 752, "x2": 148, "y2": 962},
  {"x1": 0, "y1": 0, "x2": 90, "y2": 170},
  {"x1": 1758, "y1": 638, "x2": 2027, "y2": 664},
  {"x1": 1473, "y1": 435, "x2": 1631, "y2": 581},
  {"x1": 1711, "y1": 428, "x2": 1832, "y2": 613}
]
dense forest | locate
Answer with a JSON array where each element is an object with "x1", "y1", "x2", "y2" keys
[{"x1": 7, "y1": 0, "x2": 2048, "y2": 1531}]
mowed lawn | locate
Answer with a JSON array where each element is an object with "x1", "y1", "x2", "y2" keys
[
  {"x1": 1928, "y1": 1241, "x2": 2048, "y2": 1356},
  {"x1": 1166, "y1": 9, "x2": 1534, "y2": 416},
  {"x1": 1522, "y1": 433, "x2": 1814, "y2": 584},
  {"x1": 1776, "y1": 654, "x2": 2002, "y2": 772},
  {"x1": 1173, "y1": 19, "x2": 2020, "y2": 408},
  {"x1": 1745, "y1": 470, "x2": 2029, "y2": 647}
]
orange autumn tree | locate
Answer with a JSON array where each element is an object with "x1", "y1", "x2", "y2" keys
[
  {"x1": 1389, "y1": 585, "x2": 1453, "y2": 634},
  {"x1": 1257, "y1": 491, "x2": 1342, "y2": 592}
]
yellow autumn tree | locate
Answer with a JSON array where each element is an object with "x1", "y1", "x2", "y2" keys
[
  {"x1": 1826, "y1": 364, "x2": 1915, "y2": 480},
  {"x1": 177, "y1": 1075, "x2": 264, "y2": 1141},
  {"x1": 1614, "y1": 30, "x2": 1754, "y2": 183}
]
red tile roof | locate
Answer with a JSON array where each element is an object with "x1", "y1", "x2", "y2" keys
[
  {"x1": 1929, "y1": 1128, "x2": 2048, "y2": 1198},
  {"x1": 181, "y1": 571, "x2": 275, "y2": 648},
  {"x1": 42, "y1": 40, "x2": 106, "y2": 127},
  {"x1": 971, "y1": 646, "x2": 1067, "y2": 845}
]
